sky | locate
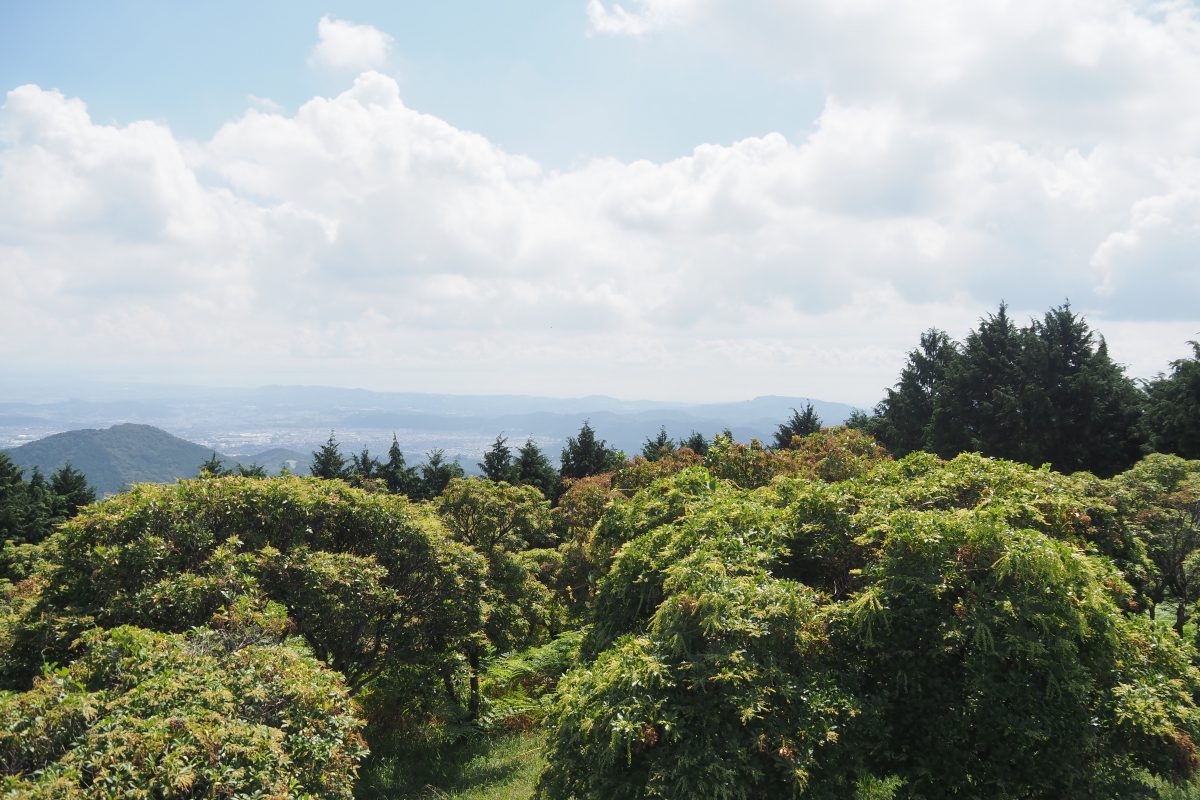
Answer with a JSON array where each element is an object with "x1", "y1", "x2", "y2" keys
[{"x1": 1, "y1": 0, "x2": 1199, "y2": 406}]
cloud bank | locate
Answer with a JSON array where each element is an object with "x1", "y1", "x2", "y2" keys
[{"x1": 2, "y1": 3, "x2": 1199, "y2": 403}]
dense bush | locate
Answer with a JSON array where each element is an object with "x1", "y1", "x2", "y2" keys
[
  {"x1": 2, "y1": 476, "x2": 485, "y2": 693},
  {"x1": 538, "y1": 455, "x2": 1200, "y2": 799},
  {"x1": 0, "y1": 603, "x2": 365, "y2": 797}
]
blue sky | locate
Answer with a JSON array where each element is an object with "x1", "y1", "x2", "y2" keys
[
  {"x1": 0, "y1": 2, "x2": 819, "y2": 166},
  {"x1": 2, "y1": 1, "x2": 1199, "y2": 404}
]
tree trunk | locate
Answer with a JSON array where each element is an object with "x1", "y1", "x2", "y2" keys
[
  {"x1": 1176, "y1": 601, "x2": 1187, "y2": 635},
  {"x1": 468, "y1": 649, "x2": 481, "y2": 720},
  {"x1": 442, "y1": 668, "x2": 459, "y2": 705}
]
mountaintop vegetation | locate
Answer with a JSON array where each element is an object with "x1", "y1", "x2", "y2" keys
[{"x1": 4, "y1": 302, "x2": 1200, "y2": 798}]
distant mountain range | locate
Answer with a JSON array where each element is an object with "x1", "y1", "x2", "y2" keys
[
  {"x1": 2, "y1": 424, "x2": 306, "y2": 497},
  {"x1": 0, "y1": 384, "x2": 863, "y2": 495}
]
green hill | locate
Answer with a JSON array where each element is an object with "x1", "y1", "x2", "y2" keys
[{"x1": 1, "y1": 424, "x2": 303, "y2": 497}]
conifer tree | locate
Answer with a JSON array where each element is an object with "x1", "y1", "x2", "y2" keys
[
  {"x1": 871, "y1": 329, "x2": 958, "y2": 455},
  {"x1": 49, "y1": 462, "x2": 95, "y2": 516},
  {"x1": 479, "y1": 435, "x2": 518, "y2": 483},
  {"x1": 641, "y1": 427, "x2": 675, "y2": 461},
  {"x1": 678, "y1": 430, "x2": 710, "y2": 457},
  {"x1": 1145, "y1": 341, "x2": 1200, "y2": 459},
  {"x1": 418, "y1": 449, "x2": 465, "y2": 499},
  {"x1": 772, "y1": 403, "x2": 822, "y2": 449},
  {"x1": 515, "y1": 437, "x2": 559, "y2": 500},
  {"x1": 560, "y1": 421, "x2": 622, "y2": 480},
  {"x1": 198, "y1": 452, "x2": 230, "y2": 477},
  {"x1": 310, "y1": 431, "x2": 348, "y2": 480},
  {"x1": 381, "y1": 434, "x2": 419, "y2": 496}
]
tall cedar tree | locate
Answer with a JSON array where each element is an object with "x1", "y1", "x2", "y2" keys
[
  {"x1": 873, "y1": 302, "x2": 1145, "y2": 476},
  {"x1": 772, "y1": 403, "x2": 822, "y2": 449},
  {"x1": 641, "y1": 427, "x2": 676, "y2": 461},
  {"x1": 382, "y1": 434, "x2": 419, "y2": 496},
  {"x1": 1145, "y1": 341, "x2": 1200, "y2": 459},
  {"x1": 515, "y1": 438, "x2": 559, "y2": 499},
  {"x1": 870, "y1": 329, "x2": 958, "y2": 455},
  {"x1": 560, "y1": 421, "x2": 622, "y2": 480},
  {"x1": 310, "y1": 431, "x2": 348, "y2": 479},
  {"x1": 480, "y1": 435, "x2": 519, "y2": 483},
  {"x1": 48, "y1": 463, "x2": 95, "y2": 517}
]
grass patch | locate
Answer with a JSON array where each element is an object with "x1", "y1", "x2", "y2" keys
[{"x1": 356, "y1": 729, "x2": 544, "y2": 800}]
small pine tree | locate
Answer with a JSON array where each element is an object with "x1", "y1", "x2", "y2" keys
[
  {"x1": 49, "y1": 462, "x2": 95, "y2": 516},
  {"x1": 641, "y1": 427, "x2": 676, "y2": 462},
  {"x1": 560, "y1": 421, "x2": 622, "y2": 480},
  {"x1": 349, "y1": 447, "x2": 381, "y2": 484},
  {"x1": 198, "y1": 452, "x2": 230, "y2": 477},
  {"x1": 382, "y1": 435, "x2": 419, "y2": 496},
  {"x1": 515, "y1": 438, "x2": 559, "y2": 500},
  {"x1": 773, "y1": 403, "x2": 822, "y2": 449},
  {"x1": 679, "y1": 431, "x2": 710, "y2": 457},
  {"x1": 480, "y1": 435, "x2": 518, "y2": 483},
  {"x1": 310, "y1": 431, "x2": 348, "y2": 480},
  {"x1": 418, "y1": 449, "x2": 465, "y2": 500}
]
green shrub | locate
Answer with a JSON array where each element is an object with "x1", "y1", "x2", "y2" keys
[
  {"x1": 0, "y1": 607, "x2": 365, "y2": 797},
  {"x1": 2, "y1": 476, "x2": 485, "y2": 694},
  {"x1": 538, "y1": 455, "x2": 1200, "y2": 799}
]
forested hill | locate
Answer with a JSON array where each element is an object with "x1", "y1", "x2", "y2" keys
[{"x1": 2, "y1": 423, "x2": 304, "y2": 496}]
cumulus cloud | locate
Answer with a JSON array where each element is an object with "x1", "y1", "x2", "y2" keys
[
  {"x1": 3, "y1": 3, "x2": 1200, "y2": 401},
  {"x1": 309, "y1": 15, "x2": 393, "y2": 72}
]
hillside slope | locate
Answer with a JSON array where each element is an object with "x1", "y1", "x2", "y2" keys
[{"x1": 1, "y1": 423, "x2": 295, "y2": 496}]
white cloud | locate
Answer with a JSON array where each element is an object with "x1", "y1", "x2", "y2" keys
[
  {"x1": 3, "y1": 2, "x2": 1200, "y2": 402},
  {"x1": 586, "y1": 0, "x2": 696, "y2": 35},
  {"x1": 309, "y1": 15, "x2": 393, "y2": 72}
]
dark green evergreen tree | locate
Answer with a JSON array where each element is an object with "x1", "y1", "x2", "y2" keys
[
  {"x1": 515, "y1": 437, "x2": 559, "y2": 500},
  {"x1": 871, "y1": 329, "x2": 958, "y2": 455},
  {"x1": 310, "y1": 431, "x2": 348, "y2": 480},
  {"x1": 772, "y1": 403, "x2": 822, "y2": 449},
  {"x1": 348, "y1": 447, "x2": 381, "y2": 485},
  {"x1": 560, "y1": 421, "x2": 622, "y2": 480},
  {"x1": 0, "y1": 454, "x2": 35, "y2": 545},
  {"x1": 418, "y1": 449, "x2": 465, "y2": 500},
  {"x1": 1145, "y1": 342, "x2": 1200, "y2": 459},
  {"x1": 198, "y1": 452, "x2": 230, "y2": 477},
  {"x1": 235, "y1": 463, "x2": 268, "y2": 478},
  {"x1": 48, "y1": 462, "x2": 95, "y2": 516},
  {"x1": 479, "y1": 435, "x2": 518, "y2": 483},
  {"x1": 1017, "y1": 306, "x2": 1144, "y2": 474},
  {"x1": 641, "y1": 427, "x2": 675, "y2": 461},
  {"x1": 929, "y1": 303, "x2": 1025, "y2": 459},
  {"x1": 678, "y1": 431, "x2": 710, "y2": 457},
  {"x1": 381, "y1": 434, "x2": 419, "y2": 496}
]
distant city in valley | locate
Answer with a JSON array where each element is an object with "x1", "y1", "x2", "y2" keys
[{"x1": 0, "y1": 381, "x2": 855, "y2": 495}]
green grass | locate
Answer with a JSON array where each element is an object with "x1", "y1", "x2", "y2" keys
[{"x1": 356, "y1": 729, "x2": 544, "y2": 800}]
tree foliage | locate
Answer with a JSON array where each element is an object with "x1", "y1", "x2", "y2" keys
[
  {"x1": 560, "y1": 422, "x2": 622, "y2": 481},
  {"x1": 480, "y1": 435, "x2": 519, "y2": 483},
  {"x1": 641, "y1": 427, "x2": 676, "y2": 462},
  {"x1": 870, "y1": 303, "x2": 1146, "y2": 476},
  {"x1": 772, "y1": 402, "x2": 823, "y2": 449},
  {"x1": 1113, "y1": 454, "x2": 1200, "y2": 633},
  {"x1": 538, "y1": 455, "x2": 1200, "y2": 799},
  {"x1": 310, "y1": 431, "x2": 348, "y2": 480},
  {"x1": 2, "y1": 476, "x2": 485, "y2": 694},
  {"x1": 0, "y1": 603, "x2": 365, "y2": 797},
  {"x1": 516, "y1": 438, "x2": 560, "y2": 500},
  {"x1": 1145, "y1": 342, "x2": 1200, "y2": 459}
]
